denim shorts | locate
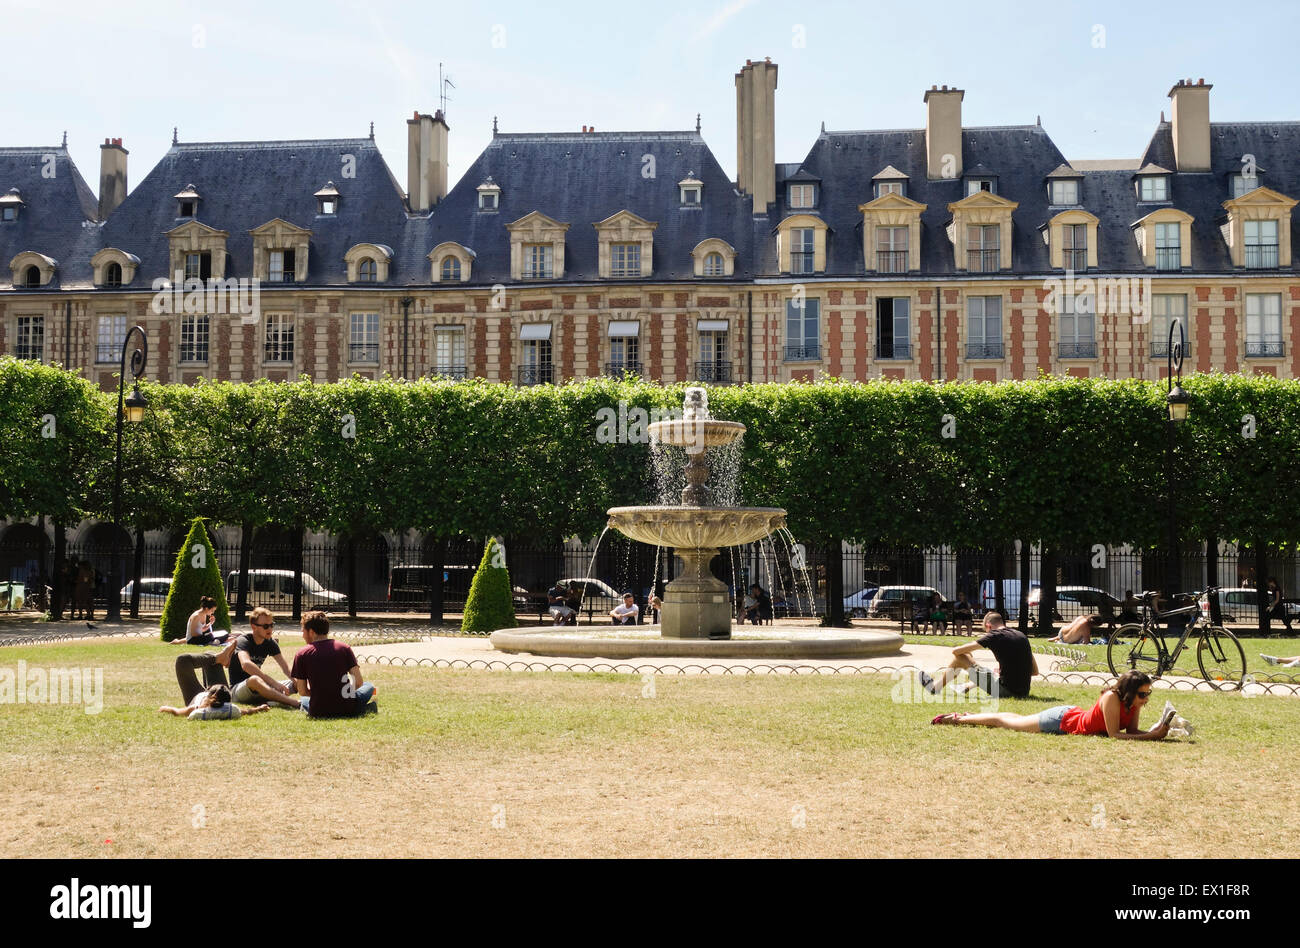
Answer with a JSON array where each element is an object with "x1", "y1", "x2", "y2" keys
[{"x1": 1037, "y1": 705, "x2": 1073, "y2": 734}]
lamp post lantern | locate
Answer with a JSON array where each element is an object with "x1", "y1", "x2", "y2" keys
[
  {"x1": 1164, "y1": 319, "x2": 1190, "y2": 599},
  {"x1": 106, "y1": 326, "x2": 149, "y2": 623}
]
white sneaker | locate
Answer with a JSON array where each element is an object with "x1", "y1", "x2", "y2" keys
[{"x1": 1261, "y1": 654, "x2": 1280, "y2": 666}]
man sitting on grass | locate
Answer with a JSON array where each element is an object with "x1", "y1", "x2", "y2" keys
[
  {"x1": 291, "y1": 611, "x2": 377, "y2": 718},
  {"x1": 918, "y1": 611, "x2": 1038, "y2": 699},
  {"x1": 229, "y1": 607, "x2": 300, "y2": 709}
]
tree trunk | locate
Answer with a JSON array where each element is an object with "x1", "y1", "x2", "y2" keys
[
  {"x1": 1037, "y1": 547, "x2": 1058, "y2": 638},
  {"x1": 292, "y1": 525, "x2": 304, "y2": 620},
  {"x1": 1017, "y1": 542, "x2": 1030, "y2": 633},
  {"x1": 236, "y1": 521, "x2": 253, "y2": 621},
  {"x1": 993, "y1": 545, "x2": 1007, "y2": 617},
  {"x1": 428, "y1": 535, "x2": 446, "y2": 626},
  {"x1": 825, "y1": 540, "x2": 846, "y2": 626},
  {"x1": 1256, "y1": 540, "x2": 1269, "y2": 636},
  {"x1": 130, "y1": 526, "x2": 145, "y2": 618},
  {"x1": 51, "y1": 522, "x2": 66, "y2": 619},
  {"x1": 346, "y1": 534, "x2": 358, "y2": 618}
]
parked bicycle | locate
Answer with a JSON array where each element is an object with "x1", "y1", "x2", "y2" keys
[{"x1": 1106, "y1": 586, "x2": 1246, "y2": 688}]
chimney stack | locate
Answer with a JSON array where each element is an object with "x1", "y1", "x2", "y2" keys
[
  {"x1": 924, "y1": 86, "x2": 964, "y2": 180},
  {"x1": 735, "y1": 58, "x2": 778, "y2": 215},
  {"x1": 1168, "y1": 79, "x2": 1212, "y2": 172},
  {"x1": 406, "y1": 109, "x2": 450, "y2": 212},
  {"x1": 98, "y1": 138, "x2": 128, "y2": 219}
]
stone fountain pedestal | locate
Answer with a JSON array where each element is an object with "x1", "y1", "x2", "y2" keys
[{"x1": 658, "y1": 547, "x2": 730, "y2": 639}]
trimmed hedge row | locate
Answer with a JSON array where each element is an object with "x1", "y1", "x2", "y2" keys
[{"x1": 4, "y1": 356, "x2": 1300, "y2": 550}]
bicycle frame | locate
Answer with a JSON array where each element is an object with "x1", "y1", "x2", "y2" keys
[{"x1": 1136, "y1": 594, "x2": 1207, "y2": 674}]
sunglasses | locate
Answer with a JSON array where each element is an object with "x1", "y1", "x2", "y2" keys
[
  {"x1": 253, "y1": 621, "x2": 274, "y2": 629},
  {"x1": 1136, "y1": 690, "x2": 1152, "y2": 698}
]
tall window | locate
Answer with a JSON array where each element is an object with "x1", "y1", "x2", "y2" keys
[
  {"x1": 1245, "y1": 293, "x2": 1283, "y2": 357},
  {"x1": 1140, "y1": 176, "x2": 1169, "y2": 201},
  {"x1": 440, "y1": 256, "x2": 461, "y2": 281},
  {"x1": 358, "y1": 258, "x2": 377, "y2": 282},
  {"x1": 1151, "y1": 295, "x2": 1188, "y2": 359},
  {"x1": 268, "y1": 250, "x2": 296, "y2": 283},
  {"x1": 180, "y1": 314, "x2": 209, "y2": 363},
  {"x1": 96, "y1": 314, "x2": 126, "y2": 364},
  {"x1": 433, "y1": 327, "x2": 467, "y2": 378},
  {"x1": 784, "y1": 298, "x2": 820, "y2": 361},
  {"x1": 790, "y1": 228, "x2": 815, "y2": 275},
  {"x1": 1244, "y1": 220, "x2": 1279, "y2": 269},
  {"x1": 1051, "y1": 180, "x2": 1079, "y2": 205},
  {"x1": 523, "y1": 243, "x2": 553, "y2": 279},
  {"x1": 697, "y1": 327, "x2": 729, "y2": 382},
  {"x1": 608, "y1": 331, "x2": 640, "y2": 374},
  {"x1": 610, "y1": 243, "x2": 640, "y2": 278},
  {"x1": 520, "y1": 335, "x2": 553, "y2": 384},
  {"x1": 1154, "y1": 222, "x2": 1180, "y2": 270},
  {"x1": 15, "y1": 316, "x2": 43, "y2": 361},
  {"x1": 966, "y1": 297, "x2": 1002, "y2": 359},
  {"x1": 264, "y1": 314, "x2": 294, "y2": 364},
  {"x1": 1062, "y1": 223, "x2": 1087, "y2": 271},
  {"x1": 876, "y1": 298, "x2": 910, "y2": 359},
  {"x1": 967, "y1": 225, "x2": 999, "y2": 272},
  {"x1": 703, "y1": 252, "x2": 724, "y2": 276},
  {"x1": 184, "y1": 252, "x2": 212, "y2": 281},
  {"x1": 1059, "y1": 294, "x2": 1095, "y2": 358},
  {"x1": 350, "y1": 313, "x2": 379, "y2": 364},
  {"x1": 876, "y1": 226, "x2": 907, "y2": 273},
  {"x1": 789, "y1": 184, "x2": 815, "y2": 208}
]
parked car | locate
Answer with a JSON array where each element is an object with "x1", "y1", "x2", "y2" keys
[
  {"x1": 979, "y1": 579, "x2": 1040, "y2": 620},
  {"x1": 224, "y1": 569, "x2": 346, "y2": 610},
  {"x1": 867, "y1": 585, "x2": 942, "y2": 621},
  {"x1": 843, "y1": 585, "x2": 879, "y2": 619},
  {"x1": 387, "y1": 564, "x2": 475, "y2": 607},
  {"x1": 1201, "y1": 587, "x2": 1300, "y2": 623},
  {"x1": 120, "y1": 577, "x2": 173, "y2": 611},
  {"x1": 1028, "y1": 586, "x2": 1121, "y2": 622}
]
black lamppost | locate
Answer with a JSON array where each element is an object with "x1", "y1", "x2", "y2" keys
[
  {"x1": 1164, "y1": 320, "x2": 1191, "y2": 599},
  {"x1": 106, "y1": 326, "x2": 149, "y2": 623}
]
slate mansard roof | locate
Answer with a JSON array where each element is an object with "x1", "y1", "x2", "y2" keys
[
  {"x1": 5, "y1": 111, "x2": 1300, "y2": 290},
  {"x1": 0, "y1": 146, "x2": 100, "y2": 289}
]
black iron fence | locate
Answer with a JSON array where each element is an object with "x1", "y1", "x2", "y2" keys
[{"x1": 3, "y1": 532, "x2": 1296, "y2": 635}]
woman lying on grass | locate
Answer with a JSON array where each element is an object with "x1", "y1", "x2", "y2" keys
[
  {"x1": 159, "y1": 684, "x2": 270, "y2": 721},
  {"x1": 931, "y1": 670, "x2": 1170, "y2": 740}
]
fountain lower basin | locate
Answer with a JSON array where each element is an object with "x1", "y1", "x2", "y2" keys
[{"x1": 489, "y1": 624, "x2": 905, "y2": 660}]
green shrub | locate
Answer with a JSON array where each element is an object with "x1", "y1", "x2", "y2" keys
[
  {"x1": 159, "y1": 518, "x2": 231, "y2": 641},
  {"x1": 461, "y1": 537, "x2": 516, "y2": 633}
]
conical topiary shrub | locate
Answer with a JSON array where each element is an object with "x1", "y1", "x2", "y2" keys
[
  {"x1": 159, "y1": 518, "x2": 232, "y2": 641},
  {"x1": 461, "y1": 537, "x2": 516, "y2": 633}
]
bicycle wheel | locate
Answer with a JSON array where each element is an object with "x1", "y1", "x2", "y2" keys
[
  {"x1": 1197, "y1": 627, "x2": 1247, "y2": 689},
  {"x1": 1107, "y1": 624, "x2": 1163, "y2": 678}
]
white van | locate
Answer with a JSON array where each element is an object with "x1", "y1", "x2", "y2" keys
[
  {"x1": 979, "y1": 580, "x2": 1039, "y2": 620},
  {"x1": 225, "y1": 569, "x2": 346, "y2": 611}
]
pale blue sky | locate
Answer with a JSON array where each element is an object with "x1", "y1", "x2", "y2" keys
[{"x1": 9, "y1": 0, "x2": 1300, "y2": 198}]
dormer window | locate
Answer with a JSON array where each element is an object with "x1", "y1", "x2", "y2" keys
[
  {"x1": 477, "y1": 176, "x2": 501, "y2": 211},
  {"x1": 0, "y1": 188, "x2": 23, "y2": 222},
  {"x1": 358, "y1": 258, "x2": 377, "y2": 282},
  {"x1": 678, "y1": 173, "x2": 703, "y2": 206},
  {"x1": 1050, "y1": 180, "x2": 1079, "y2": 205},
  {"x1": 315, "y1": 181, "x2": 340, "y2": 216},
  {"x1": 1139, "y1": 176, "x2": 1169, "y2": 202},
  {"x1": 788, "y1": 184, "x2": 817, "y2": 209},
  {"x1": 104, "y1": 262, "x2": 123, "y2": 288},
  {"x1": 268, "y1": 249, "x2": 296, "y2": 283},
  {"x1": 877, "y1": 181, "x2": 904, "y2": 198},
  {"x1": 966, "y1": 178, "x2": 995, "y2": 196},
  {"x1": 22, "y1": 265, "x2": 41, "y2": 288},
  {"x1": 1231, "y1": 173, "x2": 1259, "y2": 199},
  {"x1": 174, "y1": 184, "x2": 200, "y2": 219}
]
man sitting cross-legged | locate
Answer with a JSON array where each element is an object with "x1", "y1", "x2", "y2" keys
[
  {"x1": 291, "y1": 611, "x2": 377, "y2": 718},
  {"x1": 228, "y1": 607, "x2": 300, "y2": 709},
  {"x1": 918, "y1": 611, "x2": 1039, "y2": 700}
]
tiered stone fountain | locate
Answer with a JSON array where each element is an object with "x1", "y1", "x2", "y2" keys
[{"x1": 490, "y1": 388, "x2": 902, "y2": 659}]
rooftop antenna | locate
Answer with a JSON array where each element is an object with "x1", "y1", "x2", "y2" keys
[
  {"x1": 493, "y1": 115, "x2": 498, "y2": 136},
  {"x1": 62, "y1": 130, "x2": 67, "y2": 147},
  {"x1": 695, "y1": 113, "x2": 701, "y2": 133},
  {"x1": 369, "y1": 121, "x2": 375, "y2": 140},
  {"x1": 439, "y1": 62, "x2": 456, "y2": 116},
  {"x1": 173, "y1": 127, "x2": 179, "y2": 145}
]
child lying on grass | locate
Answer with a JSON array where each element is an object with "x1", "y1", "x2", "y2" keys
[{"x1": 159, "y1": 684, "x2": 270, "y2": 721}]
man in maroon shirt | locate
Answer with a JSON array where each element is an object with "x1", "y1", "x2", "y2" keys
[{"x1": 290, "y1": 611, "x2": 378, "y2": 717}]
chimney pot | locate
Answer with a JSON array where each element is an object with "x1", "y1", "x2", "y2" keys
[
  {"x1": 746, "y1": 59, "x2": 752, "y2": 65},
  {"x1": 104, "y1": 138, "x2": 110, "y2": 145},
  {"x1": 1197, "y1": 78, "x2": 1204, "y2": 85},
  {"x1": 764, "y1": 56, "x2": 770, "y2": 63}
]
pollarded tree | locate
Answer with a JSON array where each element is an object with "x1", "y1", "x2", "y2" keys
[{"x1": 159, "y1": 518, "x2": 231, "y2": 641}]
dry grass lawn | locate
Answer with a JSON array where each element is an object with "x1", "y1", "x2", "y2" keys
[{"x1": 0, "y1": 638, "x2": 1296, "y2": 858}]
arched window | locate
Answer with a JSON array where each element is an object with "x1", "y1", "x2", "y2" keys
[
  {"x1": 104, "y1": 262, "x2": 123, "y2": 288},
  {"x1": 358, "y1": 258, "x2": 376, "y2": 283},
  {"x1": 441, "y1": 256, "x2": 461, "y2": 281},
  {"x1": 704, "y1": 252, "x2": 724, "y2": 277},
  {"x1": 22, "y1": 265, "x2": 41, "y2": 288}
]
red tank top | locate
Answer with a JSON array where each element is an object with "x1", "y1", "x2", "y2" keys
[{"x1": 1061, "y1": 695, "x2": 1136, "y2": 735}]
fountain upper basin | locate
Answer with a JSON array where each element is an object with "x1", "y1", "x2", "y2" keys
[
  {"x1": 607, "y1": 505, "x2": 787, "y2": 549},
  {"x1": 648, "y1": 418, "x2": 746, "y2": 450}
]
